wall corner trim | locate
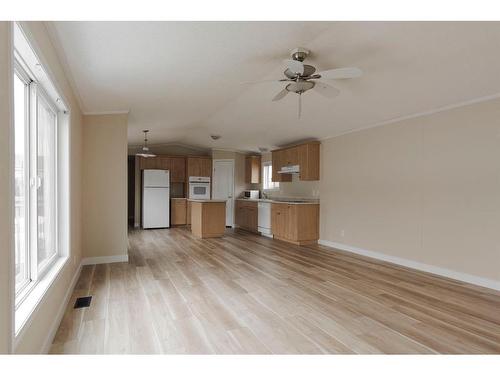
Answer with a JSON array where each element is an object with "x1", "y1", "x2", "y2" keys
[
  {"x1": 318, "y1": 239, "x2": 500, "y2": 292},
  {"x1": 39, "y1": 261, "x2": 83, "y2": 354},
  {"x1": 81, "y1": 254, "x2": 129, "y2": 266}
]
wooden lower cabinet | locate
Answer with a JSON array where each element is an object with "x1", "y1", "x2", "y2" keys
[
  {"x1": 271, "y1": 203, "x2": 319, "y2": 245},
  {"x1": 186, "y1": 200, "x2": 192, "y2": 225},
  {"x1": 235, "y1": 200, "x2": 258, "y2": 232},
  {"x1": 171, "y1": 198, "x2": 187, "y2": 225},
  {"x1": 190, "y1": 201, "x2": 226, "y2": 238}
]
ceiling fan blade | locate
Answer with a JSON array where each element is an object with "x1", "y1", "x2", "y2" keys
[
  {"x1": 284, "y1": 59, "x2": 304, "y2": 75},
  {"x1": 241, "y1": 78, "x2": 288, "y2": 85},
  {"x1": 317, "y1": 67, "x2": 362, "y2": 80},
  {"x1": 272, "y1": 88, "x2": 289, "y2": 101},
  {"x1": 313, "y1": 81, "x2": 340, "y2": 98}
]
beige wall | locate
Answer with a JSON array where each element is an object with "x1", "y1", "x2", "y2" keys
[
  {"x1": 2, "y1": 22, "x2": 84, "y2": 353},
  {"x1": 82, "y1": 114, "x2": 128, "y2": 259},
  {"x1": 320, "y1": 97, "x2": 500, "y2": 283},
  {"x1": 0, "y1": 21, "x2": 14, "y2": 354}
]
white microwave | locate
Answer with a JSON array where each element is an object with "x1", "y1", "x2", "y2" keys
[
  {"x1": 243, "y1": 190, "x2": 259, "y2": 199},
  {"x1": 189, "y1": 176, "x2": 211, "y2": 199}
]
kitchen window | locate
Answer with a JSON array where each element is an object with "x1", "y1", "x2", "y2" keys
[{"x1": 262, "y1": 161, "x2": 279, "y2": 190}]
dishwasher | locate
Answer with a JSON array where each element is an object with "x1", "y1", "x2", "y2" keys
[{"x1": 257, "y1": 201, "x2": 272, "y2": 237}]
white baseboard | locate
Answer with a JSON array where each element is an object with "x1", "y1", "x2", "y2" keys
[
  {"x1": 318, "y1": 239, "x2": 500, "y2": 292},
  {"x1": 40, "y1": 261, "x2": 82, "y2": 354},
  {"x1": 81, "y1": 254, "x2": 129, "y2": 265}
]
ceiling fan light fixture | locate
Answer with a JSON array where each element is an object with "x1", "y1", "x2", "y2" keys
[
  {"x1": 251, "y1": 47, "x2": 363, "y2": 119},
  {"x1": 136, "y1": 130, "x2": 156, "y2": 158}
]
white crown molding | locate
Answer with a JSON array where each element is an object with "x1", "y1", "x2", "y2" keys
[
  {"x1": 318, "y1": 239, "x2": 500, "y2": 292},
  {"x1": 321, "y1": 92, "x2": 500, "y2": 141},
  {"x1": 211, "y1": 147, "x2": 253, "y2": 155},
  {"x1": 83, "y1": 110, "x2": 130, "y2": 116}
]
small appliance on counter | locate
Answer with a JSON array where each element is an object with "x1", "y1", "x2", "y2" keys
[
  {"x1": 189, "y1": 176, "x2": 211, "y2": 199},
  {"x1": 242, "y1": 190, "x2": 260, "y2": 199}
]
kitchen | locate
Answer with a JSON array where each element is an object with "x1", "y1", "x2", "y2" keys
[{"x1": 129, "y1": 140, "x2": 321, "y2": 244}]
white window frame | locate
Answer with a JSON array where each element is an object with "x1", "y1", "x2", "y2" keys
[
  {"x1": 14, "y1": 55, "x2": 60, "y2": 308},
  {"x1": 13, "y1": 63, "x2": 31, "y2": 297},
  {"x1": 262, "y1": 161, "x2": 279, "y2": 191}
]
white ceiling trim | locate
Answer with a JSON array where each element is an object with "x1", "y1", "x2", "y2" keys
[
  {"x1": 83, "y1": 110, "x2": 130, "y2": 115},
  {"x1": 321, "y1": 91, "x2": 500, "y2": 142}
]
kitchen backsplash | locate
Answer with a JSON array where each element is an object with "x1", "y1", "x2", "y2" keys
[{"x1": 264, "y1": 173, "x2": 320, "y2": 199}]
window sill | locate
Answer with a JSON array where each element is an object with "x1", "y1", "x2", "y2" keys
[{"x1": 14, "y1": 256, "x2": 69, "y2": 340}]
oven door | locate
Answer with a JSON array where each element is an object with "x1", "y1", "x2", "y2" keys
[{"x1": 189, "y1": 183, "x2": 210, "y2": 199}]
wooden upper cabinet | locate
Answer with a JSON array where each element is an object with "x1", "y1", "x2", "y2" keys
[
  {"x1": 297, "y1": 142, "x2": 320, "y2": 180},
  {"x1": 271, "y1": 150, "x2": 292, "y2": 182},
  {"x1": 245, "y1": 155, "x2": 261, "y2": 184},
  {"x1": 139, "y1": 156, "x2": 187, "y2": 182},
  {"x1": 283, "y1": 147, "x2": 299, "y2": 166},
  {"x1": 170, "y1": 157, "x2": 186, "y2": 182},
  {"x1": 200, "y1": 158, "x2": 212, "y2": 178},
  {"x1": 187, "y1": 157, "x2": 212, "y2": 178},
  {"x1": 139, "y1": 156, "x2": 163, "y2": 170},
  {"x1": 187, "y1": 157, "x2": 200, "y2": 177},
  {"x1": 159, "y1": 157, "x2": 172, "y2": 171},
  {"x1": 271, "y1": 141, "x2": 320, "y2": 181}
]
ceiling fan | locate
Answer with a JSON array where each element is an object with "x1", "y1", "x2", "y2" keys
[
  {"x1": 250, "y1": 47, "x2": 362, "y2": 118},
  {"x1": 136, "y1": 130, "x2": 156, "y2": 158}
]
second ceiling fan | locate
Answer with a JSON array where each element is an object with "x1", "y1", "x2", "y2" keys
[{"x1": 250, "y1": 47, "x2": 362, "y2": 118}]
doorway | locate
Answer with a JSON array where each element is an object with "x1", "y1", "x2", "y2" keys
[{"x1": 212, "y1": 159, "x2": 235, "y2": 227}]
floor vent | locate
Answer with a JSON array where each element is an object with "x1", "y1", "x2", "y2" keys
[{"x1": 74, "y1": 296, "x2": 92, "y2": 309}]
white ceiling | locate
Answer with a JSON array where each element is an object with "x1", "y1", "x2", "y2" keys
[{"x1": 49, "y1": 21, "x2": 500, "y2": 152}]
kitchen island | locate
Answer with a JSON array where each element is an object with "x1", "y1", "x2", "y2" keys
[{"x1": 188, "y1": 199, "x2": 226, "y2": 238}]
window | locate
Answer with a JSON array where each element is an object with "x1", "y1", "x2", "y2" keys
[
  {"x1": 262, "y1": 161, "x2": 279, "y2": 190},
  {"x1": 14, "y1": 61, "x2": 60, "y2": 301},
  {"x1": 14, "y1": 69, "x2": 29, "y2": 293}
]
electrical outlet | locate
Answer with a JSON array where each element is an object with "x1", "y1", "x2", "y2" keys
[{"x1": 340, "y1": 229, "x2": 345, "y2": 237}]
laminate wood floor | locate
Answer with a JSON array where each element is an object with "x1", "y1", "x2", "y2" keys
[{"x1": 50, "y1": 227, "x2": 500, "y2": 354}]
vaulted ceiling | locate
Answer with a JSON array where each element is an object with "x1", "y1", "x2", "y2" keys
[{"x1": 48, "y1": 21, "x2": 500, "y2": 152}]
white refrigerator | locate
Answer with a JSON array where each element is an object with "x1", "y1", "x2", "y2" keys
[{"x1": 142, "y1": 169, "x2": 170, "y2": 229}]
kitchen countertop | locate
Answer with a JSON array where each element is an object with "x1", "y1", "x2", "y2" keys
[
  {"x1": 236, "y1": 198, "x2": 319, "y2": 205},
  {"x1": 188, "y1": 199, "x2": 226, "y2": 203}
]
